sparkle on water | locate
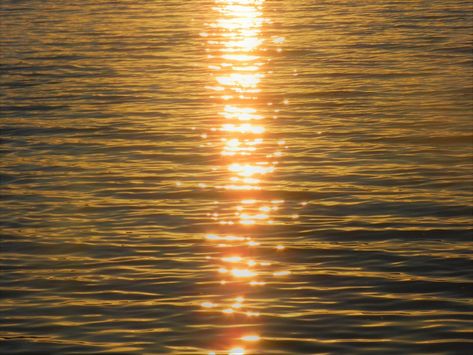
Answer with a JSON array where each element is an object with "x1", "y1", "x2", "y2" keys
[
  {"x1": 200, "y1": 0, "x2": 288, "y2": 353},
  {"x1": 1, "y1": 0, "x2": 471, "y2": 354}
]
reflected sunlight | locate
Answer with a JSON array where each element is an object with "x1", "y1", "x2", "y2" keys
[
  {"x1": 228, "y1": 347, "x2": 246, "y2": 355},
  {"x1": 202, "y1": 0, "x2": 289, "y2": 354},
  {"x1": 241, "y1": 335, "x2": 260, "y2": 342}
]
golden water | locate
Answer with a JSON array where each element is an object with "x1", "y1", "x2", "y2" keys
[{"x1": 1, "y1": 0, "x2": 472, "y2": 354}]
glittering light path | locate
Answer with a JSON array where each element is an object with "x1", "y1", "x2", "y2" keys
[{"x1": 198, "y1": 1, "x2": 290, "y2": 354}]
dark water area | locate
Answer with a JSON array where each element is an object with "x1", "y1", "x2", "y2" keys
[{"x1": 1, "y1": 1, "x2": 472, "y2": 354}]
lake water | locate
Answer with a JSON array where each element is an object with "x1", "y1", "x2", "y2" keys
[{"x1": 1, "y1": 1, "x2": 472, "y2": 354}]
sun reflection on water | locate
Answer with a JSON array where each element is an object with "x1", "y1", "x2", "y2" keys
[{"x1": 200, "y1": 1, "x2": 289, "y2": 354}]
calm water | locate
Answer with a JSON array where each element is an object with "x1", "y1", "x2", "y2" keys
[{"x1": 1, "y1": 1, "x2": 472, "y2": 354}]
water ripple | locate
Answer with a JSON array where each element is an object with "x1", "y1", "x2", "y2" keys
[{"x1": 1, "y1": 0, "x2": 472, "y2": 354}]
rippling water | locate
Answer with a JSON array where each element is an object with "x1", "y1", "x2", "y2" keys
[{"x1": 1, "y1": 0, "x2": 472, "y2": 354}]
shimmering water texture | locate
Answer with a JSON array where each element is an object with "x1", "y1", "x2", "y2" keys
[{"x1": 1, "y1": 0, "x2": 472, "y2": 354}]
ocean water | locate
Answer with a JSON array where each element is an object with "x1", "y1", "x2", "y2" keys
[{"x1": 1, "y1": 0, "x2": 472, "y2": 354}]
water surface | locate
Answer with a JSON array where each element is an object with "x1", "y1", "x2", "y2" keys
[{"x1": 1, "y1": 0, "x2": 472, "y2": 354}]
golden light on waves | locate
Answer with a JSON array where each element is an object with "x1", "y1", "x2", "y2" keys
[{"x1": 200, "y1": 1, "x2": 290, "y2": 354}]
